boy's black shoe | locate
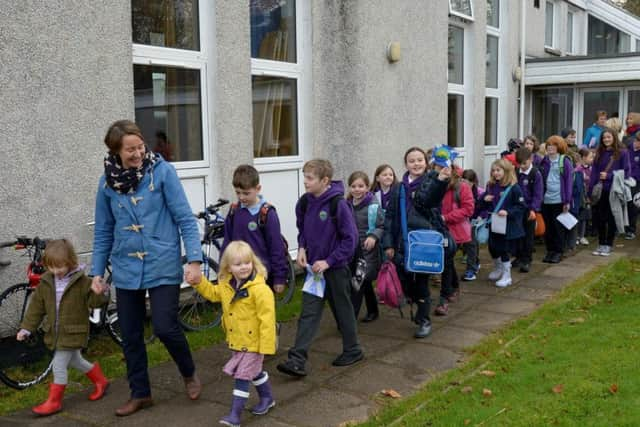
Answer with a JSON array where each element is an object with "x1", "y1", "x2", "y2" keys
[
  {"x1": 542, "y1": 253, "x2": 552, "y2": 263},
  {"x1": 331, "y1": 351, "x2": 364, "y2": 367},
  {"x1": 362, "y1": 312, "x2": 379, "y2": 323},
  {"x1": 511, "y1": 258, "x2": 521, "y2": 268},
  {"x1": 519, "y1": 263, "x2": 530, "y2": 273},
  {"x1": 549, "y1": 253, "x2": 561, "y2": 263},
  {"x1": 276, "y1": 360, "x2": 307, "y2": 377}
]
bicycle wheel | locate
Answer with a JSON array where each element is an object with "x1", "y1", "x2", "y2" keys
[
  {"x1": 178, "y1": 254, "x2": 223, "y2": 331},
  {"x1": 274, "y1": 253, "x2": 297, "y2": 306},
  {"x1": 0, "y1": 283, "x2": 53, "y2": 389},
  {"x1": 103, "y1": 269, "x2": 155, "y2": 347}
]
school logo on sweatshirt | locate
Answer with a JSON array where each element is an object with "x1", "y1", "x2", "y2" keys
[
  {"x1": 319, "y1": 210, "x2": 328, "y2": 221},
  {"x1": 248, "y1": 221, "x2": 258, "y2": 231}
]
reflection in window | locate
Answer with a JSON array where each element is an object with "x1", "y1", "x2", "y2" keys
[
  {"x1": 252, "y1": 76, "x2": 298, "y2": 158},
  {"x1": 629, "y1": 91, "x2": 640, "y2": 117},
  {"x1": 485, "y1": 97, "x2": 498, "y2": 146},
  {"x1": 250, "y1": 0, "x2": 296, "y2": 62},
  {"x1": 449, "y1": 0, "x2": 473, "y2": 19},
  {"x1": 545, "y1": 1, "x2": 554, "y2": 47},
  {"x1": 588, "y1": 15, "x2": 631, "y2": 55},
  {"x1": 134, "y1": 65, "x2": 203, "y2": 162},
  {"x1": 566, "y1": 12, "x2": 573, "y2": 53},
  {"x1": 448, "y1": 26, "x2": 464, "y2": 85},
  {"x1": 582, "y1": 91, "x2": 619, "y2": 139},
  {"x1": 486, "y1": 35, "x2": 499, "y2": 89},
  {"x1": 132, "y1": 0, "x2": 199, "y2": 50},
  {"x1": 487, "y1": 0, "x2": 499, "y2": 28},
  {"x1": 448, "y1": 94, "x2": 464, "y2": 148},
  {"x1": 532, "y1": 88, "x2": 574, "y2": 142}
]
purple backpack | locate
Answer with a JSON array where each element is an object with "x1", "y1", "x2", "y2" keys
[{"x1": 376, "y1": 261, "x2": 405, "y2": 310}]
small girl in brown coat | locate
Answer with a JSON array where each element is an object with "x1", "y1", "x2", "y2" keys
[{"x1": 18, "y1": 239, "x2": 109, "y2": 416}]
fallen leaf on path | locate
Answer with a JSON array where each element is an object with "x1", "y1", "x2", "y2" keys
[
  {"x1": 568, "y1": 317, "x2": 585, "y2": 324},
  {"x1": 552, "y1": 384, "x2": 564, "y2": 394},
  {"x1": 610, "y1": 384, "x2": 618, "y2": 394},
  {"x1": 505, "y1": 351, "x2": 512, "y2": 358},
  {"x1": 480, "y1": 370, "x2": 496, "y2": 377},
  {"x1": 461, "y1": 386, "x2": 473, "y2": 394},
  {"x1": 380, "y1": 389, "x2": 402, "y2": 398},
  {"x1": 498, "y1": 339, "x2": 504, "y2": 345},
  {"x1": 482, "y1": 388, "x2": 492, "y2": 397},
  {"x1": 553, "y1": 320, "x2": 563, "y2": 326},
  {"x1": 464, "y1": 419, "x2": 471, "y2": 425}
]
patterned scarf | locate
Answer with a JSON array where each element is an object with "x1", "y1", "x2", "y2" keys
[{"x1": 104, "y1": 149, "x2": 157, "y2": 194}]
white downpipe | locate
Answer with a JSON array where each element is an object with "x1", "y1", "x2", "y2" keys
[{"x1": 519, "y1": 0, "x2": 526, "y2": 138}]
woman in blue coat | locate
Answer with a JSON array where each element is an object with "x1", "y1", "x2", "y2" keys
[{"x1": 91, "y1": 120, "x2": 203, "y2": 416}]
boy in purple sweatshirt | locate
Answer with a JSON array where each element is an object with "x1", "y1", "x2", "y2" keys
[
  {"x1": 277, "y1": 159, "x2": 362, "y2": 377},
  {"x1": 223, "y1": 165, "x2": 288, "y2": 292},
  {"x1": 514, "y1": 148, "x2": 544, "y2": 273}
]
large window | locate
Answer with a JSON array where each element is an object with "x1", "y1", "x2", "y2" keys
[
  {"x1": 487, "y1": 0, "x2": 499, "y2": 28},
  {"x1": 448, "y1": 26, "x2": 464, "y2": 85},
  {"x1": 532, "y1": 88, "x2": 574, "y2": 142},
  {"x1": 545, "y1": 1, "x2": 554, "y2": 47},
  {"x1": 250, "y1": 0, "x2": 300, "y2": 160},
  {"x1": 132, "y1": 0, "x2": 199, "y2": 50},
  {"x1": 566, "y1": 11, "x2": 574, "y2": 53},
  {"x1": 448, "y1": 95, "x2": 464, "y2": 148},
  {"x1": 449, "y1": 0, "x2": 473, "y2": 20},
  {"x1": 486, "y1": 35, "x2": 499, "y2": 89},
  {"x1": 588, "y1": 15, "x2": 631, "y2": 55},
  {"x1": 132, "y1": 0, "x2": 206, "y2": 165},
  {"x1": 485, "y1": 97, "x2": 498, "y2": 146},
  {"x1": 629, "y1": 90, "x2": 640, "y2": 116}
]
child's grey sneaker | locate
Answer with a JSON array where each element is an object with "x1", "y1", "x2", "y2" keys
[
  {"x1": 624, "y1": 232, "x2": 636, "y2": 240},
  {"x1": 579, "y1": 237, "x2": 589, "y2": 245},
  {"x1": 592, "y1": 246, "x2": 603, "y2": 256},
  {"x1": 600, "y1": 245, "x2": 611, "y2": 256}
]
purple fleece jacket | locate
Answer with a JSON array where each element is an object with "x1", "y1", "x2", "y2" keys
[
  {"x1": 222, "y1": 199, "x2": 288, "y2": 284},
  {"x1": 296, "y1": 181, "x2": 358, "y2": 268},
  {"x1": 589, "y1": 149, "x2": 631, "y2": 194},
  {"x1": 539, "y1": 155, "x2": 574, "y2": 205},
  {"x1": 517, "y1": 167, "x2": 544, "y2": 212}
]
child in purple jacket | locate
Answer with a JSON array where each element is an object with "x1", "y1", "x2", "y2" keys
[
  {"x1": 589, "y1": 128, "x2": 631, "y2": 255},
  {"x1": 539, "y1": 136, "x2": 574, "y2": 264},
  {"x1": 223, "y1": 165, "x2": 288, "y2": 293},
  {"x1": 277, "y1": 159, "x2": 362, "y2": 377},
  {"x1": 514, "y1": 148, "x2": 543, "y2": 273}
]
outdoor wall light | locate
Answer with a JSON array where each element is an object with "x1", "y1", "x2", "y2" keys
[
  {"x1": 387, "y1": 42, "x2": 401, "y2": 63},
  {"x1": 512, "y1": 65, "x2": 523, "y2": 82}
]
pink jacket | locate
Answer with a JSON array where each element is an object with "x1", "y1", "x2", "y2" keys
[{"x1": 441, "y1": 181, "x2": 475, "y2": 244}]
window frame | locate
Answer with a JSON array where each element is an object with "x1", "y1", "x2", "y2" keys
[
  {"x1": 566, "y1": 10, "x2": 575, "y2": 54},
  {"x1": 251, "y1": 0, "x2": 307, "y2": 167},
  {"x1": 486, "y1": 0, "x2": 499, "y2": 30},
  {"x1": 131, "y1": 0, "x2": 212, "y2": 171},
  {"x1": 485, "y1": 1, "x2": 503, "y2": 149},
  {"x1": 448, "y1": 0, "x2": 474, "y2": 21},
  {"x1": 545, "y1": 1, "x2": 556, "y2": 49},
  {"x1": 447, "y1": 21, "x2": 468, "y2": 149}
]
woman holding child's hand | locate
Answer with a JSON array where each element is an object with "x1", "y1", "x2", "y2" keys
[{"x1": 91, "y1": 120, "x2": 203, "y2": 417}]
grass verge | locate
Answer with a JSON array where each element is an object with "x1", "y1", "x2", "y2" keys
[
  {"x1": 359, "y1": 257, "x2": 640, "y2": 427},
  {"x1": 0, "y1": 282, "x2": 303, "y2": 416}
]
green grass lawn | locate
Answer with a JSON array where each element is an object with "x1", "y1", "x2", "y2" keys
[
  {"x1": 0, "y1": 283, "x2": 303, "y2": 416},
  {"x1": 359, "y1": 258, "x2": 640, "y2": 427}
]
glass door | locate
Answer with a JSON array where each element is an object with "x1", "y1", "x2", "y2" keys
[{"x1": 580, "y1": 88, "x2": 621, "y2": 144}]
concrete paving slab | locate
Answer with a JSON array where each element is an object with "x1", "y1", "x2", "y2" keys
[
  {"x1": 481, "y1": 297, "x2": 539, "y2": 315},
  {"x1": 426, "y1": 325, "x2": 488, "y2": 351},
  {"x1": 449, "y1": 310, "x2": 516, "y2": 333},
  {"x1": 504, "y1": 286, "x2": 556, "y2": 302},
  {"x1": 327, "y1": 361, "x2": 418, "y2": 398},
  {"x1": 379, "y1": 343, "x2": 461, "y2": 379},
  {"x1": 273, "y1": 388, "x2": 370, "y2": 427}
]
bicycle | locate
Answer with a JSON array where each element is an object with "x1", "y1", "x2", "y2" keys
[
  {"x1": 177, "y1": 198, "x2": 297, "y2": 331},
  {"x1": 0, "y1": 237, "x2": 54, "y2": 389}
]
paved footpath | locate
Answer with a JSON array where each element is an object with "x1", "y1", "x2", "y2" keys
[{"x1": 2, "y1": 240, "x2": 638, "y2": 426}]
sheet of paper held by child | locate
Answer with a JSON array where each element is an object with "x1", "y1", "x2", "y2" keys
[
  {"x1": 557, "y1": 212, "x2": 578, "y2": 230},
  {"x1": 490, "y1": 212, "x2": 507, "y2": 234},
  {"x1": 302, "y1": 264, "x2": 325, "y2": 298}
]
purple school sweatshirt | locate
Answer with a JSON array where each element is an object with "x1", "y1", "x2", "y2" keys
[
  {"x1": 296, "y1": 181, "x2": 358, "y2": 268},
  {"x1": 539, "y1": 155, "x2": 574, "y2": 205},
  {"x1": 517, "y1": 167, "x2": 544, "y2": 212},
  {"x1": 588, "y1": 149, "x2": 631, "y2": 194},
  {"x1": 628, "y1": 146, "x2": 640, "y2": 182},
  {"x1": 222, "y1": 199, "x2": 288, "y2": 285}
]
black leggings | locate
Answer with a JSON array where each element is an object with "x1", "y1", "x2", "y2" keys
[{"x1": 593, "y1": 191, "x2": 617, "y2": 246}]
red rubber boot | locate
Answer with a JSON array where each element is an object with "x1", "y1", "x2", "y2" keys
[
  {"x1": 32, "y1": 383, "x2": 65, "y2": 416},
  {"x1": 86, "y1": 362, "x2": 109, "y2": 401}
]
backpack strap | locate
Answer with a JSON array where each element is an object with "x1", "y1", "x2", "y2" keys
[
  {"x1": 493, "y1": 185, "x2": 513, "y2": 214},
  {"x1": 559, "y1": 154, "x2": 565, "y2": 175},
  {"x1": 257, "y1": 202, "x2": 273, "y2": 228}
]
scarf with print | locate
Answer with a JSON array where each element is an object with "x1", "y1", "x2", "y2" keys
[
  {"x1": 401, "y1": 171, "x2": 426, "y2": 212},
  {"x1": 104, "y1": 149, "x2": 157, "y2": 194}
]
